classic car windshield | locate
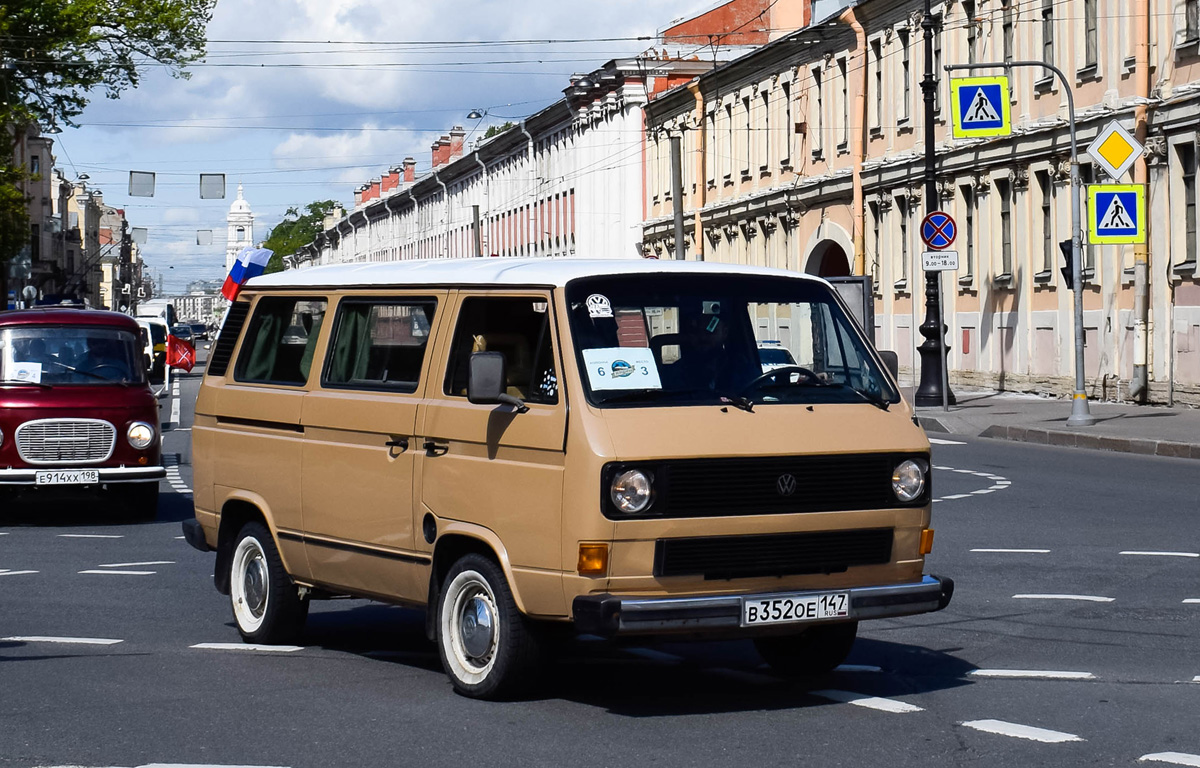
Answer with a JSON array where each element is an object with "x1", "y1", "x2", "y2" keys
[
  {"x1": 565, "y1": 274, "x2": 898, "y2": 408},
  {"x1": 0, "y1": 326, "x2": 146, "y2": 385}
]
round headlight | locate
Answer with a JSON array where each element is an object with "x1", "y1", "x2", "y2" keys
[
  {"x1": 0, "y1": 426, "x2": 4, "y2": 447},
  {"x1": 127, "y1": 422, "x2": 155, "y2": 450},
  {"x1": 610, "y1": 469, "x2": 653, "y2": 514},
  {"x1": 892, "y1": 459, "x2": 927, "y2": 502}
]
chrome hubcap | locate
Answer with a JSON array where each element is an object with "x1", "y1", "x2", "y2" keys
[
  {"x1": 458, "y1": 594, "x2": 495, "y2": 660},
  {"x1": 242, "y1": 554, "x2": 267, "y2": 618}
]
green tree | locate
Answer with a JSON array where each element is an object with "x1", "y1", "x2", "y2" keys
[
  {"x1": 261, "y1": 200, "x2": 341, "y2": 274},
  {"x1": 483, "y1": 121, "x2": 517, "y2": 139},
  {"x1": 0, "y1": 0, "x2": 216, "y2": 301}
]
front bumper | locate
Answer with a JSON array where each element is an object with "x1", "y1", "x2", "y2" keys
[
  {"x1": 0, "y1": 466, "x2": 166, "y2": 485},
  {"x1": 573, "y1": 574, "x2": 954, "y2": 637}
]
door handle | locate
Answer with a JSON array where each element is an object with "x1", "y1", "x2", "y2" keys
[
  {"x1": 386, "y1": 437, "x2": 409, "y2": 452},
  {"x1": 422, "y1": 439, "x2": 449, "y2": 457}
]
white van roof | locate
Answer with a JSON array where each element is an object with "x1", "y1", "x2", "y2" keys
[{"x1": 246, "y1": 258, "x2": 826, "y2": 291}]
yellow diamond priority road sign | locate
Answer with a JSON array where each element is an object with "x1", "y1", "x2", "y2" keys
[{"x1": 1087, "y1": 120, "x2": 1144, "y2": 181}]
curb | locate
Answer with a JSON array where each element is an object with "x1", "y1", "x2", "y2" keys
[{"x1": 978, "y1": 425, "x2": 1200, "y2": 461}]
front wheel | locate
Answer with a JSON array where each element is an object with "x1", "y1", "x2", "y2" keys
[
  {"x1": 229, "y1": 521, "x2": 308, "y2": 644},
  {"x1": 436, "y1": 553, "x2": 541, "y2": 699},
  {"x1": 755, "y1": 621, "x2": 859, "y2": 677}
]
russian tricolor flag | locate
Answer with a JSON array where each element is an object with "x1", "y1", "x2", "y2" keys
[{"x1": 221, "y1": 246, "x2": 274, "y2": 301}]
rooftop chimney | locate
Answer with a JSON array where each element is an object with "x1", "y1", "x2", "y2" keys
[
  {"x1": 382, "y1": 167, "x2": 401, "y2": 193},
  {"x1": 449, "y1": 125, "x2": 466, "y2": 161},
  {"x1": 354, "y1": 186, "x2": 364, "y2": 208},
  {"x1": 403, "y1": 157, "x2": 416, "y2": 183}
]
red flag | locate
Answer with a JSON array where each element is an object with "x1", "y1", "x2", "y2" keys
[{"x1": 166, "y1": 334, "x2": 195, "y2": 373}]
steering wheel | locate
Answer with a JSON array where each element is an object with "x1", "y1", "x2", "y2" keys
[{"x1": 738, "y1": 365, "x2": 823, "y2": 395}]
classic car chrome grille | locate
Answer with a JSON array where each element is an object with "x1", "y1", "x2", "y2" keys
[{"x1": 15, "y1": 419, "x2": 116, "y2": 465}]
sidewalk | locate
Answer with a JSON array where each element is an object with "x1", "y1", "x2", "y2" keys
[{"x1": 906, "y1": 388, "x2": 1200, "y2": 460}]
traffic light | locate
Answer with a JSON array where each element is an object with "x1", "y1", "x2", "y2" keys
[{"x1": 1059, "y1": 239, "x2": 1075, "y2": 290}]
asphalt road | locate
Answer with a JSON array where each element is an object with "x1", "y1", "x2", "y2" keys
[{"x1": 2, "y1": 356, "x2": 1198, "y2": 768}]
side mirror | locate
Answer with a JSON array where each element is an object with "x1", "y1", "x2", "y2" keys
[
  {"x1": 878, "y1": 350, "x2": 899, "y2": 381},
  {"x1": 467, "y1": 351, "x2": 529, "y2": 413}
]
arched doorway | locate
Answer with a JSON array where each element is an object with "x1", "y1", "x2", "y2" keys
[{"x1": 804, "y1": 240, "x2": 851, "y2": 277}]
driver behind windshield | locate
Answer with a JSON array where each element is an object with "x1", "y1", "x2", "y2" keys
[{"x1": 665, "y1": 306, "x2": 760, "y2": 393}]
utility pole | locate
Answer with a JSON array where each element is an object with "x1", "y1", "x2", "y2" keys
[
  {"x1": 670, "y1": 134, "x2": 686, "y2": 260},
  {"x1": 914, "y1": 0, "x2": 955, "y2": 406}
]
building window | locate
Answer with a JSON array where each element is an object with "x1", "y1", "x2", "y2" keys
[
  {"x1": 1188, "y1": 0, "x2": 1200, "y2": 42},
  {"x1": 781, "y1": 81, "x2": 792, "y2": 166},
  {"x1": 1084, "y1": 0, "x2": 1098, "y2": 69},
  {"x1": 1002, "y1": 0, "x2": 1015, "y2": 64},
  {"x1": 236, "y1": 226, "x2": 246, "y2": 240},
  {"x1": 742, "y1": 95, "x2": 752, "y2": 176},
  {"x1": 812, "y1": 67, "x2": 824, "y2": 157},
  {"x1": 871, "y1": 40, "x2": 883, "y2": 131},
  {"x1": 899, "y1": 30, "x2": 911, "y2": 121},
  {"x1": 838, "y1": 58, "x2": 849, "y2": 150},
  {"x1": 724, "y1": 103, "x2": 734, "y2": 179},
  {"x1": 961, "y1": 184, "x2": 976, "y2": 280},
  {"x1": 1037, "y1": 171, "x2": 1054, "y2": 276},
  {"x1": 869, "y1": 201, "x2": 881, "y2": 287},
  {"x1": 30, "y1": 155, "x2": 40, "y2": 175},
  {"x1": 897, "y1": 196, "x2": 910, "y2": 286},
  {"x1": 964, "y1": 1, "x2": 977, "y2": 65},
  {"x1": 1181, "y1": 143, "x2": 1198, "y2": 268},
  {"x1": 997, "y1": 178, "x2": 1013, "y2": 278},
  {"x1": 706, "y1": 111, "x2": 717, "y2": 186},
  {"x1": 933, "y1": 16, "x2": 944, "y2": 114},
  {"x1": 1042, "y1": 0, "x2": 1055, "y2": 72},
  {"x1": 760, "y1": 90, "x2": 770, "y2": 170}
]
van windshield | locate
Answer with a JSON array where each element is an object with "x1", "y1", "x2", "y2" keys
[
  {"x1": 0, "y1": 326, "x2": 146, "y2": 386},
  {"x1": 565, "y1": 274, "x2": 898, "y2": 409}
]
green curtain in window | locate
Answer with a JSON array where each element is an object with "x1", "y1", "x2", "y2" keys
[
  {"x1": 242, "y1": 310, "x2": 285, "y2": 381},
  {"x1": 327, "y1": 305, "x2": 372, "y2": 383},
  {"x1": 298, "y1": 313, "x2": 325, "y2": 381}
]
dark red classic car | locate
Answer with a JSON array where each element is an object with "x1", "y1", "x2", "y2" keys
[{"x1": 0, "y1": 307, "x2": 164, "y2": 518}]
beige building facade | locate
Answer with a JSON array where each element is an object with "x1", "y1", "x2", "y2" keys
[{"x1": 644, "y1": 0, "x2": 1200, "y2": 404}]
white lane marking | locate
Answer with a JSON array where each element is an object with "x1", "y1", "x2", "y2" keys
[
  {"x1": 78, "y1": 569, "x2": 156, "y2": 576},
  {"x1": 942, "y1": 494, "x2": 971, "y2": 500},
  {"x1": 969, "y1": 669, "x2": 1095, "y2": 680},
  {"x1": 928, "y1": 437, "x2": 966, "y2": 445},
  {"x1": 1193, "y1": 676, "x2": 1200, "y2": 683},
  {"x1": 98, "y1": 561, "x2": 175, "y2": 568},
  {"x1": 961, "y1": 719, "x2": 1083, "y2": 743},
  {"x1": 835, "y1": 664, "x2": 883, "y2": 673},
  {"x1": 932, "y1": 465, "x2": 1012, "y2": 503},
  {"x1": 190, "y1": 642, "x2": 304, "y2": 653},
  {"x1": 1120, "y1": 551, "x2": 1200, "y2": 558},
  {"x1": 165, "y1": 463, "x2": 193, "y2": 496},
  {"x1": 0, "y1": 531, "x2": 9, "y2": 535},
  {"x1": 1013, "y1": 594, "x2": 1115, "y2": 602},
  {"x1": 811, "y1": 689, "x2": 923, "y2": 713},
  {"x1": 972, "y1": 548, "x2": 1052, "y2": 554},
  {"x1": 58, "y1": 534, "x2": 123, "y2": 539},
  {"x1": 0, "y1": 570, "x2": 38, "y2": 576},
  {"x1": 1183, "y1": 599, "x2": 1200, "y2": 604},
  {"x1": 624, "y1": 648, "x2": 685, "y2": 664},
  {"x1": 174, "y1": 536, "x2": 186, "y2": 540},
  {"x1": 170, "y1": 395, "x2": 181, "y2": 425},
  {"x1": 3, "y1": 635, "x2": 123, "y2": 645},
  {"x1": 1139, "y1": 753, "x2": 1200, "y2": 767}
]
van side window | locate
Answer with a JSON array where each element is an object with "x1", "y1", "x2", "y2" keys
[
  {"x1": 234, "y1": 297, "x2": 328, "y2": 385},
  {"x1": 323, "y1": 299, "x2": 436, "y2": 392},
  {"x1": 444, "y1": 297, "x2": 558, "y2": 405}
]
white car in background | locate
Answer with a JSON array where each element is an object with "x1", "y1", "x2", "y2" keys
[{"x1": 757, "y1": 341, "x2": 797, "y2": 373}]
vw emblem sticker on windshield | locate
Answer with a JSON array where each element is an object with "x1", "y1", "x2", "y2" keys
[
  {"x1": 776, "y1": 473, "x2": 798, "y2": 497},
  {"x1": 586, "y1": 294, "x2": 613, "y2": 318}
]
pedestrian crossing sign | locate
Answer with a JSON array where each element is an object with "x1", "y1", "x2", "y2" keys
[
  {"x1": 950, "y1": 76, "x2": 1011, "y2": 139},
  {"x1": 1088, "y1": 184, "x2": 1146, "y2": 244}
]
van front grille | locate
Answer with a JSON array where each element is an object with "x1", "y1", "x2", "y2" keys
[
  {"x1": 15, "y1": 419, "x2": 116, "y2": 465},
  {"x1": 654, "y1": 528, "x2": 894, "y2": 580}
]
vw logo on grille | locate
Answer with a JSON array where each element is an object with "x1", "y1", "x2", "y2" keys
[{"x1": 776, "y1": 473, "x2": 798, "y2": 496}]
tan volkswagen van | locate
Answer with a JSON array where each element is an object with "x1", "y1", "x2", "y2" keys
[{"x1": 183, "y1": 258, "x2": 952, "y2": 699}]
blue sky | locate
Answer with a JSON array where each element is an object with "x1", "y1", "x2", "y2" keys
[{"x1": 53, "y1": 0, "x2": 701, "y2": 294}]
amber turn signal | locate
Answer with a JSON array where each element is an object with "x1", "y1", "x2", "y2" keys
[
  {"x1": 920, "y1": 528, "x2": 935, "y2": 555},
  {"x1": 577, "y1": 543, "x2": 609, "y2": 576}
]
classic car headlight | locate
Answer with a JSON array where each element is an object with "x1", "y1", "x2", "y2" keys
[
  {"x1": 610, "y1": 469, "x2": 653, "y2": 514},
  {"x1": 0, "y1": 426, "x2": 4, "y2": 447},
  {"x1": 892, "y1": 459, "x2": 928, "y2": 502},
  {"x1": 127, "y1": 422, "x2": 155, "y2": 450}
]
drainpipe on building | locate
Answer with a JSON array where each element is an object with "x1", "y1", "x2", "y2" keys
[
  {"x1": 1127, "y1": 0, "x2": 1152, "y2": 402},
  {"x1": 435, "y1": 172, "x2": 451, "y2": 258},
  {"x1": 520, "y1": 120, "x2": 535, "y2": 257},
  {"x1": 474, "y1": 152, "x2": 488, "y2": 256},
  {"x1": 840, "y1": 6, "x2": 867, "y2": 275},
  {"x1": 689, "y1": 82, "x2": 706, "y2": 259}
]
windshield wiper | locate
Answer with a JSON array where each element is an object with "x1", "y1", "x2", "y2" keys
[
  {"x1": 45, "y1": 360, "x2": 127, "y2": 384},
  {"x1": 716, "y1": 392, "x2": 755, "y2": 412},
  {"x1": 825, "y1": 382, "x2": 890, "y2": 411},
  {"x1": 0, "y1": 379, "x2": 52, "y2": 389}
]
